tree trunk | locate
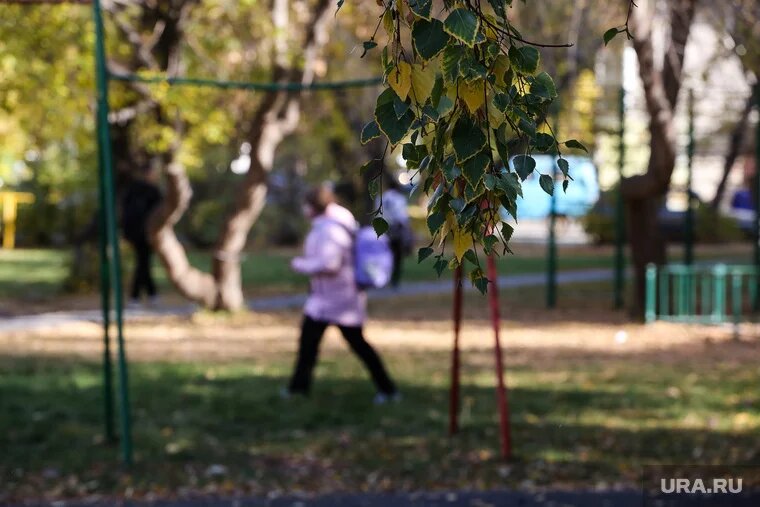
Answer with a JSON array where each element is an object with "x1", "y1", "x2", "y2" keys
[
  {"x1": 711, "y1": 93, "x2": 754, "y2": 210},
  {"x1": 150, "y1": 162, "x2": 218, "y2": 307},
  {"x1": 622, "y1": 0, "x2": 696, "y2": 317},
  {"x1": 148, "y1": 0, "x2": 333, "y2": 312}
]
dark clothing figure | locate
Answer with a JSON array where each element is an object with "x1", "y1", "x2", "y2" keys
[
  {"x1": 121, "y1": 180, "x2": 161, "y2": 301},
  {"x1": 388, "y1": 233, "x2": 406, "y2": 288},
  {"x1": 288, "y1": 316, "x2": 397, "y2": 395}
]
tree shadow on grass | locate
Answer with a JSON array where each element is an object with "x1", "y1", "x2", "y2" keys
[{"x1": 2, "y1": 352, "x2": 760, "y2": 501}]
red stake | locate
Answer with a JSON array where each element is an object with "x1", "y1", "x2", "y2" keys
[
  {"x1": 488, "y1": 255, "x2": 511, "y2": 459},
  {"x1": 449, "y1": 266, "x2": 463, "y2": 435}
]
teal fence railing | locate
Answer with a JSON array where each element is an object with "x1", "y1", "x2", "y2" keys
[{"x1": 645, "y1": 264, "x2": 759, "y2": 325}]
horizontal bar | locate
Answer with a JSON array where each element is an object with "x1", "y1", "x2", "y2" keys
[
  {"x1": 0, "y1": 0, "x2": 89, "y2": 4},
  {"x1": 108, "y1": 71, "x2": 383, "y2": 92}
]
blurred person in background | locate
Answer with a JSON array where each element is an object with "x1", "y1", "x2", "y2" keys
[
  {"x1": 285, "y1": 185, "x2": 399, "y2": 403},
  {"x1": 375, "y1": 175, "x2": 412, "y2": 288}
]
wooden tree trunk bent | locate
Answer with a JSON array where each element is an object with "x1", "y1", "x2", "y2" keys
[
  {"x1": 621, "y1": 0, "x2": 696, "y2": 318},
  {"x1": 148, "y1": 0, "x2": 333, "y2": 311}
]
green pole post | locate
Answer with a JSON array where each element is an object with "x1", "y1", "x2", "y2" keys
[
  {"x1": 645, "y1": 264, "x2": 657, "y2": 323},
  {"x1": 546, "y1": 106, "x2": 559, "y2": 309},
  {"x1": 731, "y1": 271, "x2": 742, "y2": 339},
  {"x1": 754, "y1": 84, "x2": 760, "y2": 312},
  {"x1": 713, "y1": 264, "x2": 727, "y2": 324},
  {"x1": 684, "y1": 89, "x2": 695, "y2": 266},
  {"x1": 93, "y1": 0, "x2": 133, "y2": 466},
  {"x1": 614, "y1": 86, "x2": 626, "y2": 309},
  {"x1": 96, "y1": 116, "x2": 115, "y2": 443}
]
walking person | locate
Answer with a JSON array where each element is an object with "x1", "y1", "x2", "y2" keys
[
  {"x1": 376, "y1": 175, "x2": 412, "y2": 288},
  {"x1": 286, "y1": 185, "x2": 399, "y2": 403},
  {"x1": 121, "y1": 169, "x2": 162, "y2": 307}
]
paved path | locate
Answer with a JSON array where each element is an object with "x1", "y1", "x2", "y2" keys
[
  {"x1": 0, "y1": 268, "x2": 615, "y2": 333},
  {"x1": 14, "y1": 489, "x2": 760, "y2": 507}
]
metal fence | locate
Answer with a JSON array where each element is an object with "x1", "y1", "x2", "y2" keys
[{"x1": 645, "y1": 263, "x2": 759, "y2": 326}]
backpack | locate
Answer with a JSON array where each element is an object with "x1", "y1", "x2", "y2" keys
[
  {"x1": 353, "y1": 226, "x2": 394, "y2": 289},
  {"x1": 328, "y1": 219, "x2": 393, "y2": 290}
]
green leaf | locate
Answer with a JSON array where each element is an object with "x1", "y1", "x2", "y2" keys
[
  {"x1": 563, "y1": 179, "x2": 569, "y2": 193},
  {"x1": 483, "y1": 234, "x2": 498, "y2": 254},
  {"x1": 501, "y1": 222, "x2": 514, "y2": 242},
  {"x1": 532, "y1": 71, "x2": 557, "y2": 99},
  {"x1": 565, "y1": 139, "x2": 588, "y2": 152},
  {"x1": 462, "y1": 151, "x2": 490, "y2": 187},
  {"x1": 418, "y1": 247, "x2": 434, "y2": 263},
  {"x1": 443, "y1": 8, "x2": 480, "y2": 47},
  {"x1": 372, "y1": 217, "x2": 389, "y2": 237},
  {"x1": 434, "y1": 258, "x2": 448, "y2": 277},
  {"x1": 557, "y1": 158, "x2": 570, "y2": 178},
  {"x1": 513, "y1": 155, "x2": 536, "y2": 181},
  {"x1": 539, "y1": 174, "x2": 554, "y2": 196},
  {"x1": 508, "y1": 45, "x2": 540, "y2": 75},
  {"x1": 402, "y1": 143, "x2": 427, "y2": 167},
  {"x1": 436, "y1": 95, "x2": 455, "y2": 116},
  {"x1": 487, "y1": 0, "x2": 506, "y2": 20},
  {"x1": 452, "y1": 116, "x2": 487, "y2": 164},
  {"x1": 427, "y1": 210, "x2": 447, "y2": 236},
  {"x1": 360, "y1": 40, "x2": 377, "y2": 58},
  {"x1": 603, "y1": 27, "x2": 621, "y2": 46},
  {"x1": 431, "y1": 74, "x2": 444, "y2": 107},
  {"x1": 442, "y1": 156, "x2": 461, "y2": 183},
  {"x1": 483, "y1": 173, "x2": 497, "y2": 190},
  {"x1": 374, "y1": 88, "x2": 414, "y2": 146},
  {"x1": 360, "y1": 120, "x2": 381, "y2": 144},
  {"x1": 534, "y1": 132, "x2": 555, "y2": 152},
  {"x1": 470, "y1": 269, "x2": 489, "y2": 294},
  {"x1": 393, "y1": 93, "x2": 411, "y2": 119},
  {"x1": 494, "y1": 93, "x2": 511, "y2": 112},
  {"x1": 408, "y1": 0, "x2": 432, "y2": 20},
  {"x1": 495, "y1": 126, "x2": 510, "y2": 163},
  {"x1": 442, "y1": 45, "x2": 465, "y2": 85},
  {"x1": 412, "y1": 19, "x2": 450, "y2": 60},
  {"x1": 368, "y1": 177, "x2": 380, "y2": 199},
  {"x1": 359, "y1": 160, "x2": 373, "y2": 176},
  {"x1": 463, "y1": 249, "x2": 478, "y2": 265}
]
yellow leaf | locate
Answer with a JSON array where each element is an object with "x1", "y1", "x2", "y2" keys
[
  {"x1": 458, "y1": 78, "x2": 485, "y2": 113},
  {"x1": 439, "y1": 212, "x2": 455, "y2": 247},
  {"x1": 492, "y1": 55, "x2": 511, "y2": 87},
  {"x1": 388, "y1": 61, "x2": 412, "y2": 101},
  {"x1": 452, "y1": 223, "x2": 473, "y2": 261},
  {"x1": 410, "y1": 63, "x2": 436, "y2": 104}
]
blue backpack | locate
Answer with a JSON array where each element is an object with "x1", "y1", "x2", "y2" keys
[
  {"x1": 328, "y1": 220, "x2": 393, "y2": 289},
  {"x1": 352, "y1": 226, "x2": 394, "y2": 289}
]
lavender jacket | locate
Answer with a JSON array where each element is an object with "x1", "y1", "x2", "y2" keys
[{"x1": 290, "y1": 204, "x2": 367, "y2": 327}]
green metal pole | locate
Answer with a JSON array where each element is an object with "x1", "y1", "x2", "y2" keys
[
  {"x1": 546, "y1": 107, "x2": 559, "y2": 309},
  {"x1": 93, "y1": 0, "x2": 133, "y2": 466},
  {"x1": 614, "y1": 86, "x2": 626, "y2": 309},
  {"x1": 96, "y1": 116, "x2": 115, "y2": 443},
  {"x1": 684, "y1": 89, "x2": 695, "y2": 266},
  {"x1": 645, "y1": 264, "x2": 657, "y2": 323},
  {"x1": 754, "y1": 83, "x2": 760, "y2": 312}
]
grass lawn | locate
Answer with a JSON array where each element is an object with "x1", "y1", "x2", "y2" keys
[
  {"x1": 2, "y1": 282, "x2": 760, "y2": 502},
  {"x1": 0, "y1": 243, "x2": 754, "y2": 312}
]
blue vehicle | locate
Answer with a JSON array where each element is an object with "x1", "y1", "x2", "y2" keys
[{"x1": 509, "y1": 155, "x2": 600, "y2": 219}]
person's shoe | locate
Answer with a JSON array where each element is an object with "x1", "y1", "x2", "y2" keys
[
  {"x1": 145, "y1": 295, "x2": 161, "y2": 309},
  {"x1": 280, "y1": 387, "x2": 308, "y2": 399},
  {"x1": 373, "y1": 391, "x2": 402, "y2": 405}
]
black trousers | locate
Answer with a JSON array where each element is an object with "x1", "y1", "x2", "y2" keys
[
  {"x1": 389, "y1": 237, "x2": 404, "y2": 288},
  {"x1": 288, "y1": 316, "x2": 397, "y2": 395},
  {"x1": 129, "y1": 238, "x2": 156, "y2": 300}
]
